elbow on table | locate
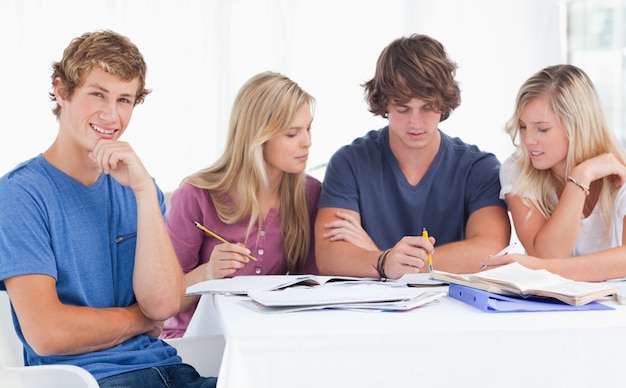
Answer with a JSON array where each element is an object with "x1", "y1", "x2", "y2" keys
[
  {"x1": 315, "y1": 250, "x2": 343, "y2": 276},
  {"x1": 314, "y1": 248, "x2": 332, "y2": 275}
]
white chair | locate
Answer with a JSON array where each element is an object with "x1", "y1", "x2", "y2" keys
[
  {"x1": 1, "y1": 291, "x2": 224, "y2": 387},
  {"x1": 0, "y1": 291, "x2": 99, "y2": 387},
  {"x1": 164, "y1": 335, "x2": 225, "y2": 378}
]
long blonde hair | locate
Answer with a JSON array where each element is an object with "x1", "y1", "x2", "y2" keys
[
  {"x1": 185, "y1": 72, "x2": 315, "y2": 273},
  {"x1": 505, "y1": 64, "x2": 626, "y2": 233}
]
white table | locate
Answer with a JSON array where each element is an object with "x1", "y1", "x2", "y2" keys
[{"x1": 186, "y1": 288, "x2": 626, "y2": 388}]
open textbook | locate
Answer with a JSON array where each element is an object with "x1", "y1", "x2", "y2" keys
[
  {"x1": 448, "y1": 283, "x2": 613, "y2": 312},
  {"x1": 430, "y1": 262, "x2": 615, "y2": 306},
  {"x1": 186, "y1": 275, "x2": 377, "y2": 296},
  {"x1": 186, "y1": 273, "x2": 446, "y2": 296}
]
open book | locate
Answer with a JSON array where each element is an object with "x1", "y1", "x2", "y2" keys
[
  {"x1": 448, "y1": 283, "x2": 613, "y2": 312},
  {"x1": 430, "y1": 262, "x2": 615, "y2": 306},
  {"x1": 185, "y1": 274, "x2": 377, "y2": 296},
  {"x1": 186, "y1": 273, "x2": 447, "y2": 296}
]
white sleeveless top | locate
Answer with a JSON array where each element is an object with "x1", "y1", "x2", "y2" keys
[{"x1": 499, "y1": 154, "x2": 626, "y2": 256}]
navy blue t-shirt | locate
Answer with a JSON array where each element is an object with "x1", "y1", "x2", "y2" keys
[{"x1": 319, "y1": 127, "x2": 506, "y2": 249}]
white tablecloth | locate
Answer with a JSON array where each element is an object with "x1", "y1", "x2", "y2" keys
[{"x1": 186, "y1": 288, "x2": 626, "y2": 388}]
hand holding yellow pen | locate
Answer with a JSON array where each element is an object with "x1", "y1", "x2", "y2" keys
[
  {"x1": 422, "y1": 228, "x2": 433, "y2": 272},
  {"x1": 194, "y1": 221, "x2": 257, "y2": 261}
]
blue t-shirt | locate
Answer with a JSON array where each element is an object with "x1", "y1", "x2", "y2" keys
[
  {"x1": 0, "y1": 155, "x2": 181, "y2": 380},
  {"x1": 319, "y1": 127, "x2": 506, "y2": 249}
]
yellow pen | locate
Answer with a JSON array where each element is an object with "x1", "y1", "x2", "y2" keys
[
  {"x1": 194, "y1": 221, "x2": 257, "y2": 261},
  {"x1": 422, "y1": 228, "x2": 433, "y2": 272}
]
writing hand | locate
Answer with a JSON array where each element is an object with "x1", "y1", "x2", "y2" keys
[
  {"x1": 205, "y1": 242, "x2": 253, "y2": 279},
  {"x1": 383, "y1": 235, "x2": 435, "y2": 279}
]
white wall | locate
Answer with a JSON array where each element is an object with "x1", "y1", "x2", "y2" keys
[{"x1": 0, "y1": 0, "x2": 563, "y2": 192}]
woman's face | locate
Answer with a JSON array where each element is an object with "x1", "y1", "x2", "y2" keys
[
  {"x1": 519, "y1": 97, "x2": 569, "y2": 176},
  {"x1": 263, "y1": 103, "x2": 313, "y2": 180}
]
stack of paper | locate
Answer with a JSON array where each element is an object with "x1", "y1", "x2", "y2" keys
[
  {"x1": 186, "y1": 273, "x2": 447, "y2": 297},
  {"x1": 185, "y1": 274, "x2": 447, "y2": 313},
  {"x1": 247, "y1": 283, "x2": 446, "y2": 313}
]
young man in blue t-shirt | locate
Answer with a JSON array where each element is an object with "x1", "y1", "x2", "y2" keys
[
  {"x1": 0, "y1": 30, "x2": 217, "y2": 387},
  {"x1": 315, "y1": 34, "x2": 511, "y2": 279}
]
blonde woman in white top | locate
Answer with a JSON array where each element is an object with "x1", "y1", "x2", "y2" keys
[{"x1": 488, "y1": 64, "x2": 626, "y2": 281}]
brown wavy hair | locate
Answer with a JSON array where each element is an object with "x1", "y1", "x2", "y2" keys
[
  {"x1": 363, "y1": 34, "x2": 460, "y2": 122},
  {"x1": 49, "y1": 30, "x2": 150, "y2": 119}
]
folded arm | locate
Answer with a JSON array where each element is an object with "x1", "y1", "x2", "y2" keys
[
  {"x1": 315, "y1": 205, "x2": 511, "y2": 278},
  {"x1": 5, "y1": 274, "x2": 162, "y2": 356},
  {"x1": 315, "y1": 207, "x2": 382, "y2": 277},
  {"x1": 315, "y1": 207, "x2": 434, "y2": 279}
]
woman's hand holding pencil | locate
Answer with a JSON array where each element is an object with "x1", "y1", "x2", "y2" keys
[{"x1": 194, "y1": 221, "x2": 257, "y2": 261}]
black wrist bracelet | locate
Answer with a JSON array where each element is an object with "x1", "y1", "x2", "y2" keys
[{"x1": 376, "y1": 248, "x2": 391, "y2": 280}]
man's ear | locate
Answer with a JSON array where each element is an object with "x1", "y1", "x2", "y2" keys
[{"x1": 53, "y1": 77, "x2": 68, "y2": 106}]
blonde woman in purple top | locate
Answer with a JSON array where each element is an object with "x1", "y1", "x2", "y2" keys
[{"x1": 162, "y1": 72, "x2": 321, "y2": 338}]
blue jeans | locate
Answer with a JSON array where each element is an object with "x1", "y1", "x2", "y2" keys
[{"x1": 97, "y1": 363, "x2": 217, "y2": 388}]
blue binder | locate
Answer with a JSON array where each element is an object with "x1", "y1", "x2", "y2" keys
[{"x1": 448, "y1": 283, "x2": 614, "y2": 312}]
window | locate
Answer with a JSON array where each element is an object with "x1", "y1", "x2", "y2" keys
[{"x1": 567, "y1": 0, "x2": 626, "y2": 144}]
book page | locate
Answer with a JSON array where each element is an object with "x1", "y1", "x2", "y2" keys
[
  {"x1": 470, "y1": 262, "x2": 570, "y2": 292},
  {"x1": 605, "y1": 280, "x2": 626, "y2": 304},
  {"x1": 471, "y1": 263, "x2": 615, "y2": 304},
  {"x1": 528, "y1": 281, "x2": 615, "y2": 297},
  {"x1": 186, "y1": 274, "x2": 376, "y2": 296},
  {"x1": 430, "y1": 270, "x2": 506, "y2": 293},
  {"x1": 186, "y1": 275, "x2": 303, "y2": 295}
]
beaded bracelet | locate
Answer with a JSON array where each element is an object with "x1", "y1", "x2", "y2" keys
[
  {"x1": 375, "y1": 248, "x2": 392, "y2": 281},
  {"x1": 567, "y1": 176, "x2": 590, "y2": 196}
]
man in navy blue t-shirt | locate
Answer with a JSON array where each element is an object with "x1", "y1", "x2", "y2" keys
[{"x1": 315, "y1": 34, "x2": 511, "y2": 279}]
